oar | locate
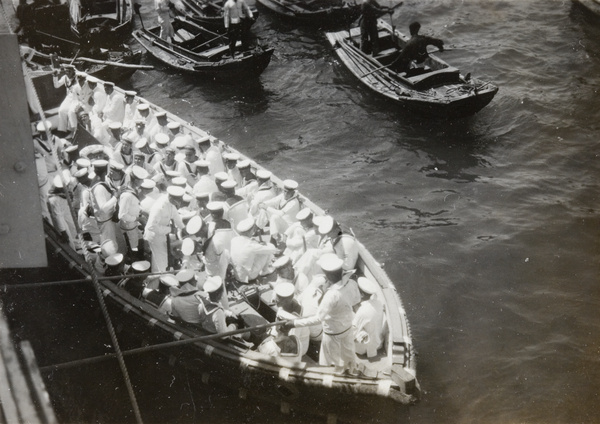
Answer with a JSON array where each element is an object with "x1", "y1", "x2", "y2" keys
[
  {"x1": 39, "y1": 320, "x2": 291, "y2": 371},
  {"x1": 190, "y1": 32, "x2": 228, "y2": 52},
  {"x1": 75, "y1": 57, "x2": 155, "y2": 70},
  {"x1": 133, "y1": 2, "x2": 145, "y2": 30}
]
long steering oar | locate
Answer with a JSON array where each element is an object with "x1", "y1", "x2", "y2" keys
[
  {"x1": 133, "y1": 2, "x2": 145, "y2": 30},
  {"x1": 39, "y1": 320, "x2": 291, "y2": 371}
]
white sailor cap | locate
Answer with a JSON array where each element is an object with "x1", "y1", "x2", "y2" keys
[
  {"x1": 214, "y1": 172, "x2": 229, "y2": 183},
  {"x1": 135, "y1": 138, "x2": 148, "y2": 150},
  {"x1": 133, "y1": 151, "x2": 146, "y2": 160},
  {"x1": 124, "y1": 90, "x2": 136, "y2": 97},
  {"x1": 74, "y1": 168, "x2": 89, "y2": 179},
  {"x1": 223, "y1": 152, "x2": 239, "y2": 162},
  {"x1": 206, "y1": 201, "x2": 224, "y2": 212},
  {"x1": 167, "y1": 186, "x2": 185, "y2": 198},
  {"x1": 36, "y1": 120, "x2": 53, "y2": 132},
  {"x1": 204, "y1": 276, "x2": 223, "y2": 294},
  {"x1": 159, "y1": 274, "x2": 179, "y2": 291},
  {"x1": 273, "y1": 255, "x2": 291, "y2": 270},
  {"x1": 194, "y1": 191, "x2": 210, "y2": 200},
  {"x1": 154, "y1": 133, "x2": 170, "y2": 145},
  {"x1": 130, "y1": 165, "x2": 149, "y2": 180},
  {"x1": 134, "y1": 119, "x2": 146, "y2": 126},
  {"x1": 105, "y1": 253, "x2": 124, "y2": 267},
  {"x1": 357, "y1": 277, "x2": 378, "y2": 295},
  {"x1": 92, "y1": 159, "x2": 109, "y2": 169},
  {"x1": 121, "y1": 133, "x2": 135, "y2": 143},
  {"x1": 76, "y1": 158, "x2": 91, "y2": 168},
  {"x1": 108, "y1": 121, "x2": 122, "y2": 131},
  {"x1": 109, "y1": 160, "x2": 125, "y2": 172},
  {"x1": 171, "y1": 176, "x2": 187, "y2": 187},
  {"x1": 318, "y1": 253, "x2": 343, "y2": 273},
  {"x1": 221, "y1": 180, "x2": 237, "y2": 190},
  {"x1": 103, "y1": 81, "x2": 114, "y2": 87},
  {"x1": 176, "y1": 269, "x2": 196, "y2": 285},
  {"x1": 65, "y1": 145, "x2": 78, "y2": 154},
  {"x1": 236, "y1": 217, "x2": 255, "y2": 233},
  {"x1": 194, "y1": 159, "x2": 210, "y2": 168},
  {"x1": 167, "y1": 122, "x2": 180, "y2": 130},
  {"x1": 165, "y1": 170, "x2": 180, "y2": 178},
  {"x1": 256, "y1": 169, "x2": 272, "y2": 180},
  {"x1": 171, "y1": 138, "x2": 188, "y2": 149},
  {"x1": 318, "y1": 215, "x2": 336, "y2": 235},
  {"x1": 137, "y1": 103, "x2": 149, "y2": 111},
  {"x1": 194, "y1": 135, "x2": 210, "y2": 144},
  {"x1": 237, "y1": 160, "x2": 251, "y2": 169},
  {"x1": 140, "y1": 179, "x2": 155, "y2": 189},
  {"x1": 186, "y1": 215, "x2": 203, "y2": 235},
  {"x1": 76, "y1": 71, "x2": 86, "y2": 78},
  {"x1": 52, "y1": 174, "x2": 64, "y2": 188},
  {"x1": 182, "y1": 193, "x2": 193, "y2": 204},
  {"x1": 131, "y1": 260, "x2": 151, "y2": 273},
  {"x1": 296, "y1": 208, "x2": 312, "y2": 221},
  {"x1": 100, "y1": 239, "x2": 118, "y2": 258},
  {"x1": 155, "y1": 111, "x2": 167, "y2": 118},
  {"x1": 86, "y1": 75, "x2": 99, "y2": 83},
  {"x1": 181, "y1": 238, "x2": 195, "y2": 256},
  {"x1": 283, "y1": 179, "x2": 298, "y2": 190},
  {"x1": 274, "y1": 282, "x2": 295, "y2": 299},
  {"x1": 179, "y1": 209, "x2": 195, "y2": 222}
]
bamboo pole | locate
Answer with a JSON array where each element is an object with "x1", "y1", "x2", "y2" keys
[
  {"x1": 0, "y1": 270, "x2": 175, "y2": 290},
  {"x1": 39, "y1": 320, "x2": 289, "y2": 372}
]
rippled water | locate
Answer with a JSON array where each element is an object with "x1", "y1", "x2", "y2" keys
[{"x1": 4, "y1": 0, "x2": 600, "y2": 423}]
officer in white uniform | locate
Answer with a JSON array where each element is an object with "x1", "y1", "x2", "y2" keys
[
  {"x1": 144, "y1": 185, "x2": 186, "y2": 272},
  {"x1": 284, "y1": 254, "x2": 357, "y2": 373}
]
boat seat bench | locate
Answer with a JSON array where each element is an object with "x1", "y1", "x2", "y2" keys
[
  {"x1": 407, "y1": 66, "x2": 461, "y2": 89},
  {"x1": 200, "y1": 41, "x2": 243, "y2": 60}
]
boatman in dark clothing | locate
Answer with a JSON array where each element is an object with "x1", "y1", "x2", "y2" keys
[
  {"x1": 360, "y1": 0, "x2": 394, "y2": 56},
  {"x1": 396, "y1": 21, "x2": 444, "y2": 73},
  {"x1": 223, "y1": 0, "x2": 254, "y2": 58}
]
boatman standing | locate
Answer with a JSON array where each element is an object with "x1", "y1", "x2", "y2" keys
[
  {"x1": 155, "y1": 0, "x2": 185, "y2": 43},
  {"x1": 360, "y1": 0, "x2": 395, "y2": 56},
  {"x1": 223, "y1": 0, "x2": 254, "y2": 58}
]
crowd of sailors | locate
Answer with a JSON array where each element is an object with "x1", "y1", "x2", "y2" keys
[{"x1": 35, "y1": 64, "x2": 386, "y2": 374}]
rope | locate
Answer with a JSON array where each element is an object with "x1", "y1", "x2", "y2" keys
[{"x1": 21, "y1": 61, "x2": 144, "y2": 423}]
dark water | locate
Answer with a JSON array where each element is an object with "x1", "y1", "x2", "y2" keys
[{"x1": 3, "y1": 0, "x2": 600, "y2": 423}]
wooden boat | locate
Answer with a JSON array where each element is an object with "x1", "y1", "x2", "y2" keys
[
  {"x1": 256, "y1": 0, "x2": 361, "y2": 29},
  {"x1": 32, "y1": 74, "x2": 420, "y2": 422},
  {"x1": 21, "y1": 45, "x2": 146, "y2": 112},
  {"x1": 68, "y1": 0, "x2": 134, "y2": 44},
  {"x1": 132, "y1": 16, "x2": 274, "y2": 80},
  {"x1": 175, "y1": 0, "x2": 260, "y2": 33},
  {"x1": 572, "y1": 0, "x2": 600, "y2": 17},
  {"x1": 326, "y1": 20, "x2": 499, "y2": 118}
]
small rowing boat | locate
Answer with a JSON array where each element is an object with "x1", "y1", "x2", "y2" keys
[
  {"x1": 132, "y1": 16, "x2": 274, "y2": 80},
  {"x1": 326, "y1": 19, "x2": 499, "y2": 118},
  {"x1": 30, "y1": 72, "x2": 420, "y2": 422},
  {"x1": 69, "y1": 0, "x2": 134, "y2": 44},
  {"x1": 256, "y1": 0, "x2": 361, "y2": 29}
]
